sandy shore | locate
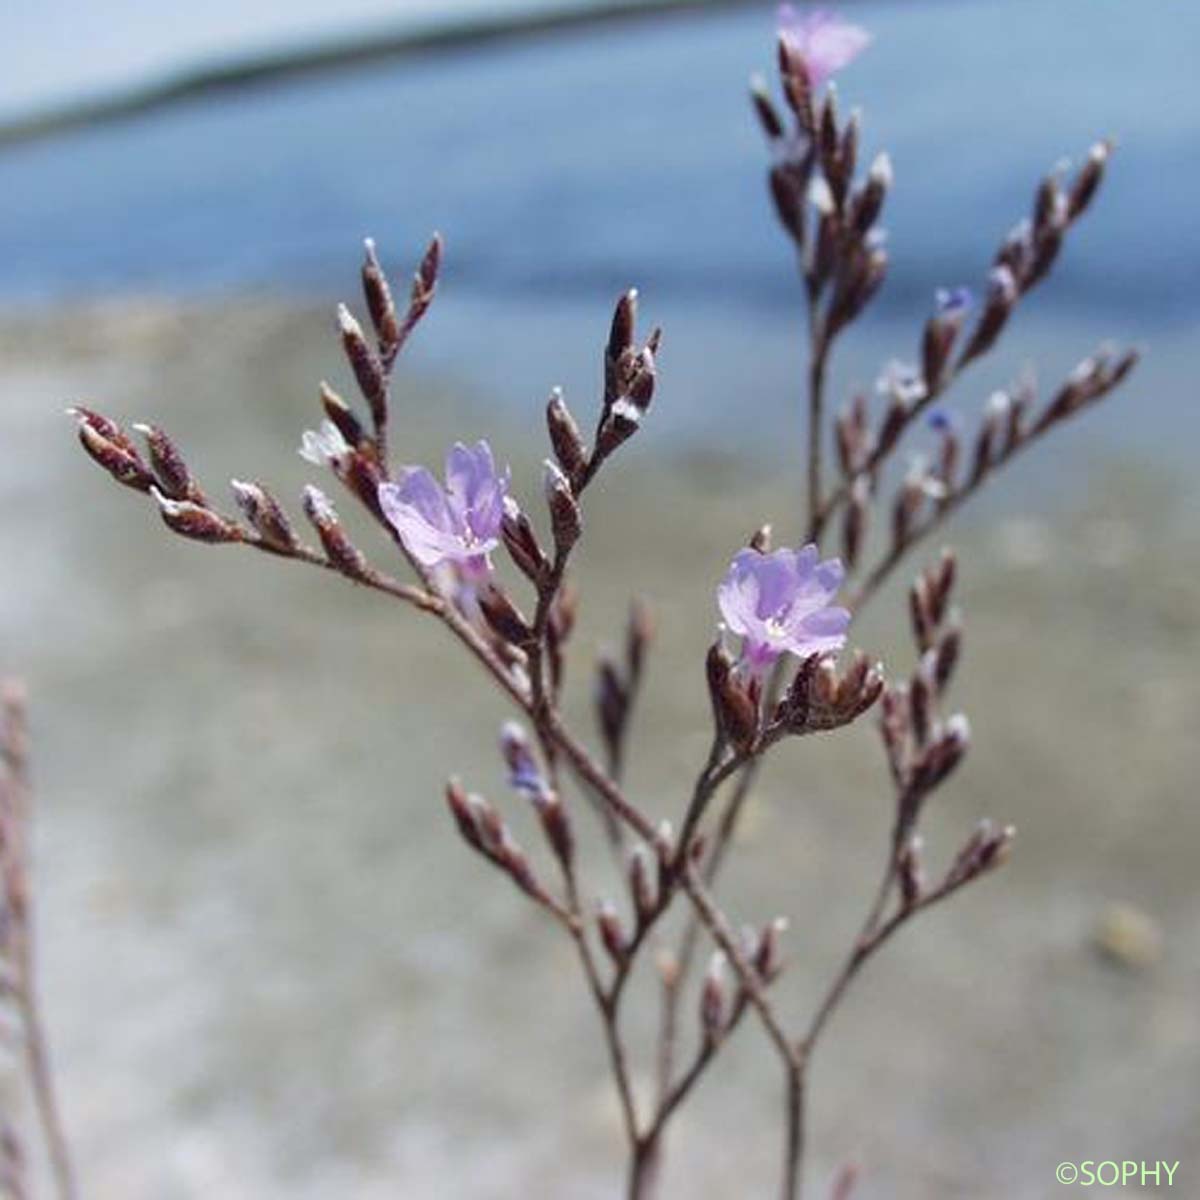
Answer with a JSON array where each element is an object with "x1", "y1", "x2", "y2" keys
[{"x1": 2, "y1": 300, "x2": 1197, "y2": 1197}]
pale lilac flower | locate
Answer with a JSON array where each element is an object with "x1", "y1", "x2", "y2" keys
[
  {"x1": 876, "y1": 359, "x2": 928, "y2": 407},
  {"x1": 299, "y1": 419, "x2": 352, "y2": 469},
  {"x1": 717, "y1": 545, "x2": 850, "y2": 676},
  {"x1": 778, "y1": 6, "x2": 870, "y2": 88},
  {"x1": 935, "y1": 286, "x2": 973, "y2": 317},
  {"x1": 378, "y1": 440, "x2": 510, "y2": 581}
]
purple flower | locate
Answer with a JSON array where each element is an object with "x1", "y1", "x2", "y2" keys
[
  {"x1": 378, "y1": 440, "x2": 510, "y2": 581},
  {"x1": 717, "y1": 545, "x2": 850, "y2": 675},
  {"x1": 778, "y1": 6, "x2": 870, "y2": 88},
  {"x1": 935, "y1": 286, "x2": 973, "y2": 317}
]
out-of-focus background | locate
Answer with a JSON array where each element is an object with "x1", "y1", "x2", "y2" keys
[{"x1": 1, "y1": 1, "x2": 1198, "y2": 1196}]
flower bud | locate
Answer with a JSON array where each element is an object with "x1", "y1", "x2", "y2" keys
[
  {"x1": 71, "y1": 411, "x2": 156, "y2": 492},
  {"x1": 1068, "y1": 140, "x2": 1110, "y2": 221},
  {"x1": 700, "y1": 951, "x2": 728, "y2": 1042},
  {"x1": 597, "y1": 900, "x2": 627, "y2": 966},
  {"x1": 319, "y1": 382, "x2": 366, "y2": 450},
  {"x1": 705, "y1": 642, "x2": 758, "y2": 751},
  {"x1": 337, "y1": 303, "x2": 387, "y2": 429},
  {"x1": 478, "y1": 583, "x2": 532, "y2": 645},
  {"x1": 134, "y1": 423, "x2": 204, "y2": 503},
  {"x1": 501, "y1": 497, "x2": 550, "y2": 584},
  {"x1": 150, "y1": 487, "x2": 241, "y2": 544},
  {"x1": 546, "y1": 388, "x2": 589, "y2": 487},
  {"x1": 361, "y1": 238, "x2": 401, "y2": 354},
  {"x1": 230, "y1": 479, "x2": 297, "y2": 552},
  {"x1": 543, "y1": 460, "x2": 583, "y2": 554},
  {"x1": 302, "y1": 485, "x2": 367, "y2": 577}
]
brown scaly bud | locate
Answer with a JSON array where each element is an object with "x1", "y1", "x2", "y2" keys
[
  {"x1": 891, "y1": 472, "x2": 925, "y2": 549},
  {"x1": 840, "y1": 109, "x2": 860, "y2": 185},
  {"x1": 446, "y1": 778, "x2": 485, "y2": 852},
  {"x1": 1033, "y1": 173, "x2": 1068, "y2": 238},
  {"x1": 921, "y1": 292, "x2": 970, "y2": 392},
  {"x1": 628, "y1": 845, "x2": 657, "y2": 925},
  {"x1": 777, "y1": 36, "x2": 815, "y2": 131},
  {"x1": 403, "y1": 234, "x2": 442, "y2": 337},
  {"x1": 850, "y1": 151, "x2": 892, "y2": 236},
  {"x1": 133, "y1": 423, "x2": 204, "y2": 503},
  {"x1": 1036, "y1": 347, "x2": 1138, "y2": 431},
  {"x1": 842, "y1": 476, "x2": 869, "y2": 569},
  {"x1": 301, "y1": 485, "x2": 367, "y2": 577},
  {"x1": 909, "y1": 574, "x2": 935, "y2": 653},
  {"x1": 812, "y1": 657, "x2": 839, "y2": 708},
  {"x1": 700, "y1": 952, "x2": 728, "y2": 1042},
  {"x1": 500, "y1": 496, "x2": 550, "y2": 584},
  {"x1": 319, "y1": 382, "x2": 367, "y2": 450},
  {"x1": 809, "y1": 205, "x2": 839, "y2": 293},
  {"x1": 793, "y1": 651, "x2": 884, "y2": 737},
  {"x1": 750, "y1": 74, "x2": 785, "y2": 140},
  {"x1": 1068, "y1": 140, "x2": 1110, "y2": 221},
  {"x1": 608, "y1": 288, "x2": 638, "y2": 366},
  {"x1": 595, "y1": 400, "x2": 643, "y2": 461},
  {"x1": 71, "y1": 409, "x2": 157, "y2": 492},
  {"x1": 897, "y1": 835, "x2": 925, "y2": 909},
  {"x1": 913, "y1": 713, "x2": 970, "y2": 791},
  {"x1": 538, "y1": 791, "x2": 575, "y2": 870},
  {"x1": 908, "y1": 664, "x2": 933, "y2": 748},
  {"x1": 627, "y1": 346, "x2": 657, "y2": 413},
  {"x1": 770, "y1": 162, "x2": 810, "y2": 246},
  {"x1": 595, "y1": 655, "x2": 627, "y2": 758},
  {"x1": 453, "y1": 788, "x2": 550, "y2": 906},
  {"x1": 776, "y1": 651, "x2": 821, "y2": 729},
  {"x1": 934, "y1": 418, "x2": 960, "y2": 498},
  {"x1": 948, "y1": 819, "x2": 1016, "y2": 886},
  {"x1": 879, "y1": 685, "x2": 910, "y2": 778},
  {"x1": 872, "y1": 394, "x2": 907, "y2": 463},
  {"x1": 478, "y1": 582, "x2": 532, "y2": 646},
  {"x1": 149, "y1": 488, "x2": 240, "y2": 544},
  {"x1": 543, "y1": 460, "x2": 582, "y2": 554},
  {"x1": 597, "y1": 900, "x2": 627, "y2": 966},
  {"x1": 361, "y1": 238, "x2": 401, "y2": 355},
  {"x1": 337, "y1": 304, "x2": 387, "y2": 430},
  {"x1": 705, "y1": 642, "x2": 758, "y2": 751},
  {"x1": 959, "y1": 265, "x2": 1018, "y2": 367},
  {"x1": 933, "y1": 621, "x2": 961, "y2": 693},
  {"x1": 497, "y1": 829, "x2": 548, "y2": 904},
  {"x1": 626, "y1": 597, "x2": 654, "y2": 684},
  {"x1": 933, "y1": 548, "x2": 957, "y2": 620},
  {"x1": 971, "y1": 393, "x2": 1008, "y2": 484},
  {"x1": 230, "y1": 480, "x2": 298, "y2": 552},
  {"x1": 995, "y1": 220, "x2": 1032, "y2": 283},
  {"x1": 754, "y1": 916, "x2": 788, "y2": 983},
  {"x1": 834, "y1": 242, "x2": 888, "y2": 333},
  {"x1": 341, "y1": 450, "x2": 386, "y2": 519},
  {"x1": 1026, "y1": 215, "x2": 1065, "y2": 289},
  {"x1": 818, "y1": 92, "x2": 847, "y2": 209},
  {"x1": 546, "y1": 388, "x2": 589, "y2": 487}
]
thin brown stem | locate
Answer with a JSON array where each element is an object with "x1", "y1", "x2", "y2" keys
[
  {"x1": 1, "y1": 690, "x2": 78, "y2": 1200},
  {"x1": 805, "y1": 323, "x2": 830, "y2": 539}
]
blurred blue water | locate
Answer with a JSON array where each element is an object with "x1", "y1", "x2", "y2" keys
[{"x1": 1, "y1": 0, "x2": 1196, "y2": 459}]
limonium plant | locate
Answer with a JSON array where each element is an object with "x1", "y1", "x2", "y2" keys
[{"x1": 65, "y1": 7, "x2": 1137, "y2": 1198}]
